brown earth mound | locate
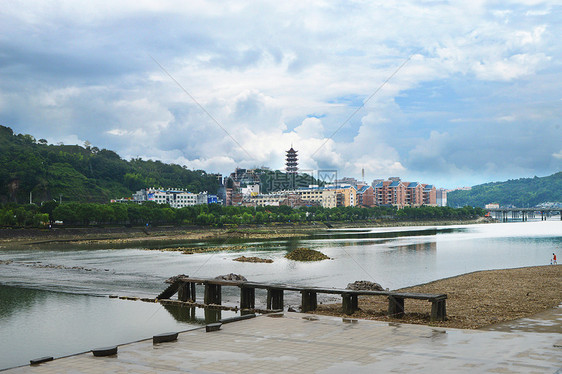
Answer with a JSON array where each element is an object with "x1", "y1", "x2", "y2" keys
[
  {"x1": 313, "y1": 265, "x2": 562, "y2": 329},
  {"x1": 233, "y1": 256, "x2": 273, "y2": 263},
  {"x1": 285, "y1": 248, "x2": 329, "y2": 261}
]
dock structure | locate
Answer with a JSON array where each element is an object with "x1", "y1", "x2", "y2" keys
[{"x1": 157, "y1": 276, "x2": 447, "y2": 322}]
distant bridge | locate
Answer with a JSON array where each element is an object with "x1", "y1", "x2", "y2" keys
[{"x1": 487, "y1": 208, "x2": 561, "y2": 222}]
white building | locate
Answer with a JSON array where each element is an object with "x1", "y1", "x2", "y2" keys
[
  {"x1": 436, "y1": 188, "x2": 448, "y2": 207},
  {"x1": 241, "y1": 184, "x2": 260, "y2": 196},
  {"x1": 243, "y1": 187, "x2": 341, "y2": 208},
  {"x1": 133, "y1": 188, "x2": 203, "y2": 208}
]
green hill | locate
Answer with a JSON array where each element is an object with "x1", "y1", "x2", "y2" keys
[
  {"x1": 447, "y1": 172, "x2": 562, "y2": 208},
  {"x1": 0, "y1": 125, "x2": 218, "y2": 203}
]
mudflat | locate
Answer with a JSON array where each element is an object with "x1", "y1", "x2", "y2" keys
[
  {"x1": 0, "y1": 219, "x2": 486, "y2": 248},
  {"x1": 314, "y1": 265, "x2": 562, "y2": 329}
]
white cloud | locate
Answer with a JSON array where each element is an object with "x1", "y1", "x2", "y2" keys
[
  {"x1": 0, "y1": 0, "x2": 561, "y2": 186},
  {"x1": 294, "y1": 117, "x2": 324, "y2": 139}
]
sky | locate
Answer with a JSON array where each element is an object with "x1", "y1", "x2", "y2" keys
[{"x1": 1, "y1": 1, "x2": 561, "y2": 189}]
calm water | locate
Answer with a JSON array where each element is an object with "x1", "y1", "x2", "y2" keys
[{"x1": 0, "y1": 220, "x2": 560, "y2": 369}]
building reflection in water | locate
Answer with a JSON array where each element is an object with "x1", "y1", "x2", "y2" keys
[{"x1": 395, "y1": 241, "x2": 437, "y2": 253}]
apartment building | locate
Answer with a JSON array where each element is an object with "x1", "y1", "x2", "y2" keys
[
  {"x1": 373, "y1": 179, "x2": 440, "y2": 208},
  {"x1": 356, "y1": 185, "x2": 375, "y2": 207},
  {"x1": 373, "y1": 180, "x2": 407, "y2": 206},
  {"x1": 423, "y1": 185, "x2": 437, "y2": 205}
]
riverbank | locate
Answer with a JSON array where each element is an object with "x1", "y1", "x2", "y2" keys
[
  {"x1": 313, "y1": 265, "x2": 562, "y2": 330},
  {"x1": 0, "y1": 217, "x2": 489, "y2": 248}
]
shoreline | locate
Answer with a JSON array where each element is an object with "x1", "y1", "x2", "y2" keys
[
  {"x1": 0, "y1": 217, "x2": 489, "y2": 248},
  {"x1": 312, "y1": 265, "x2": 562, "y2": 330}
]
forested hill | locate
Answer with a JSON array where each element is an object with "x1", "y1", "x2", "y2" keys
[
  {"x1": 447, "y1": 172, "x2": 562, "y2": 208},
  {"x1": 0, "y1": 125, "x2": 218, "y2": 203}
]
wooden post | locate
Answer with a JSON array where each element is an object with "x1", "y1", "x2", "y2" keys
[
  {"x1": 342, "y1": 293, "x2": 358, "y2": 315},
  {"x1": 301, "y1": 290, "x2": 318, "y2": 312},
  {"x1": 240, "y1": 286, "x2": 255, "y2": 309},
  {"x1": 190, "y1": 282, "x2": 196, "y2": 302},
  {"x1": 267, "y1": 288, "x2": 284, "y2": 310},
  {"x1": 431, "y1": 299, "x2": 447, "y2": 321},
  {"x1": 177, "y1": 282, "x2": 190, "y2": 301},
  {"x1": 204, "y1": 283, "x2": 222, "y2": 305},
  {"x1": 204, "y1": 308, "x2": 222, "y2": 324},
  {"x1": 388, "y1": 295, "x2": 404, "y2": 318}
]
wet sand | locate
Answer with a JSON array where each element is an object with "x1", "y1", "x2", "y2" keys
[{"x1": 314, "y1": 265, "x2": 562, "y2": 330}]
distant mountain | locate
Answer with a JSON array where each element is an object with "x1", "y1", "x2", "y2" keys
[
  {"x1": 447, "y1": 172, "x2": 562, "y2": 208},
  {"x1": 0, "y1": 125, "x2": 218, "y2": 203}
]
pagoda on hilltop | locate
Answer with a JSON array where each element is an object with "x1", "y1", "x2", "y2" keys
[{"x1": 285, "y1": 146, "x2": 298, "y2": 174}]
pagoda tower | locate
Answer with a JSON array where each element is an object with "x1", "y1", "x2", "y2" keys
[{"x1": 285, "y1": 147, "x2": 298, "y2": 174}]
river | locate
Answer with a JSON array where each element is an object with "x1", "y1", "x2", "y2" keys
[{"x1": 0, "y1": 220, "x2": 560, "y2": 369}]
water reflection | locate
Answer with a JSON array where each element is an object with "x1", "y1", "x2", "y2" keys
[
  {"x1": 0, "y1": 285, "x2": 48, "y2": 322},
  {"x1": 312, "y1": 227, "x2": 462, "y2": 240},
  {"x1": 0, "y1": 284, "x2": 242, "y2": 370},
  {"x1": 391, "y1": 241, "x2": 437, "y2": 253},
  {"x1": 161, "y1": 304, "x2": 223, "y2": 324}
]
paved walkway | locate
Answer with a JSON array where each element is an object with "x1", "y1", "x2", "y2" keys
[
  {"x1": 483, "y1": 304, "x2": 562, "y2": 334},
  {"x1": 6, "y1": 313, "x2": 562, "y2": 373}
]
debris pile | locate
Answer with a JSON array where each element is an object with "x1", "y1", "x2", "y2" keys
[
  {"x1": 346, "y1": 280, "x2": 385, "y2": 291},
  {"x1": 233, "y1": 256, "x2": 273, "y2": 263},
  {"x1": 285, "y1": 248, "x2": 329, "y2": 261},
  {"x1": 215, "y1": 273, "x2": 248, "y2": 281}
]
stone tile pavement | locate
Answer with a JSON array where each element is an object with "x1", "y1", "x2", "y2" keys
[{"x1": 5, "y1": 313, "x2": 562, "y2": 373}]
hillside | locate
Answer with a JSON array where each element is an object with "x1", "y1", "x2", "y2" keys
[
  {"x1": 0, "y1": 125, "x2": 218, "y2": 203},
  {"x1": 447, "y1": 172, "x2": 562, "y2": 208}
]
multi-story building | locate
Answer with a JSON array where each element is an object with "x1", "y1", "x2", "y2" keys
[
  {"x1": 423, "y1": 185, "x2": 437, "y2": 205},
  {"x1": 436, "y1": 189, "x2": 447, "y2": 207},
  {"x1": 240, "y1": 186, "x2": 346, "y2": 209},
  {"x1": 373, "y1": 178, "x2": 440, "y2": 208},
  {"x1": 373, "y1": 180, "x2": 406, "y2": 206},
  {"x1": 356, "y1": 185, "x2": 375, "y2": 207},
  {"x1": 243, "y1": 193, "x2": 282, "y2": 207},
  {"x1": 290, "y1": 187, "x2": 339, "y2": 208},
  {"x1": 333, "y1": 186, "x2": 356, "y2": 207},
  {"x1": 132, "y1": 188, "x2": 217, "y2": 208},
  {"x1": 405, "y1": 182, "x2": 424, "y2": 206}
]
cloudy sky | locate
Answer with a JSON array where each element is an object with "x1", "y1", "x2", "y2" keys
[{"x1": 1, "y1": 1, "x2": 561, "y2": 188}]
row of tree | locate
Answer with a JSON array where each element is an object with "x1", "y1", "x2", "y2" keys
[{"x1": 0, "y1": 201, "x2": 486, "y2": 228}]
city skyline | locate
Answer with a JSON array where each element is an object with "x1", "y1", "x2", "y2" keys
[{"x1": 1, "y1": 1, "x2": 561, "y2": 189}]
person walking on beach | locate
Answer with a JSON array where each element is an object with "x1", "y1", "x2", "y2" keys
[{"x1": 552, "y1": 253, "x2": 557, "y2": 265}]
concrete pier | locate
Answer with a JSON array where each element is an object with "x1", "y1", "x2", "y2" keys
[{"x1": 8, "y1": 313, "x2": 561, "y2": 373}]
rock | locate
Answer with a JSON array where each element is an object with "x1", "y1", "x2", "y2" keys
[
  {"x1": 285, "y1": 248, "x2": 329, "y2": 262},
  {"x1": 215, "y1": 273, "x2": 247, "y2": 281},
  {"x1": 165, "y1": 274, "x2": 188, "y2": 284},
  {"x1": 346, "y1": 280, "x2": 385, "y2": 291},
  {"x1": 233, "y1": 256, "x2": 273, "y2": 263}
]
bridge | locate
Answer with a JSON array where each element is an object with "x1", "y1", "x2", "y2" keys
[
  {"x1": 157, "y1": 276, "x2": 448, "y2": 322},
  {"x1": 487, "y1": 207, "x2": 562, "y2": 222}
]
